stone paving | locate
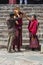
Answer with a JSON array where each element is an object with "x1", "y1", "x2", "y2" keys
[{"x1": 0, "y1": 49, "x2": 43, "y2": 65}]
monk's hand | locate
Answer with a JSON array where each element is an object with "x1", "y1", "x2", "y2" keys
[
  {"x1": 17, "y1": 13, "x2": 20, "y2": 17},
  {"x1": 14, "y1": 16, "x2": 16, "y2": 18},
  {"x1": 16, "y1": 21, "x2": 19, "y2": 25}
]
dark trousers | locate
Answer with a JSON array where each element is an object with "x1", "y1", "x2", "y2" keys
[
  {"x1": 16, "y1": 0, "x2": 20, "y2": 4},
  {"x1": 22, "y1": 0, "x2": 25, "y2": 4},
  {"x1": 17, "y1": 0, "x2": 25, "y2": 4},
  {"x1": 21, "y1": 0, "x2": 28, "y2": 4},
  {"x1": 17, "y1": 0, "x2": 28, "y2": 4}
]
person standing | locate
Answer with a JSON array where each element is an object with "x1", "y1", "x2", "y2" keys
[
  {"x1": 13, "y1": 7, "x2": 24, "y2": 51},
  {"x1": 13, "y1": 16, "x2": 23, "y2": 51},
  {"x1": 7, "y1": 12, "x2": 18, "y2": 52},
  {"x1": 26, "y1": 14, "x2": 40, "y2": 51},
  {"x1": 17, "y1": 12, "x2": 23, "y2": 49}
]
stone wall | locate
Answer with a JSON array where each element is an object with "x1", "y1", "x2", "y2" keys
[{"x1": 0, "y1": 4, "x2": 43, "y2": 46}]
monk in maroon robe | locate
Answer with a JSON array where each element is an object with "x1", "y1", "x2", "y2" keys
[
  {"x1": 26, "y1": 14, "x2": 40, "y2": 51},
  {"x1": 13, "y1": 10, "x2": 23, "y2": 51}
]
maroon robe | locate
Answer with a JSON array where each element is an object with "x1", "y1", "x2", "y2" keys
[
  {"x1": 13, "y1": 18, "x2": 22, "y2": 50},
  {"x1": 28, "y1": 19, "x2": 40, "y2": 49},
  {"x1": 18, "y1": 18, "x2": 22, "y2": 46}
]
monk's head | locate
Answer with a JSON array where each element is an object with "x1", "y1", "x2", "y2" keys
[
  {"x1": 31, "y1": 14, "x2": 37, "y2": 21},
  {"x1": 10, "y1": 12, "x2": 14, "y2": 18},
  {"x1": 13, "y1": 6, "x2": 20, "y2": 14}
]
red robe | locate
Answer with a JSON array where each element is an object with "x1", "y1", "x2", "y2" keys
[
  {"x1": 28, "y1": 19, "x2": 39, "y2": 49},
  {"x1": 28, "y1": 19, "x2": 38, "y2": 35},
  {"x1": 9, "y1": 0, "x2": 16, "y2": 4}
]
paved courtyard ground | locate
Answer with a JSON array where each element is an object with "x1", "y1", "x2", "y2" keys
[{"x1": 0, "y1": 48, "x2": 43, "y2": 65}]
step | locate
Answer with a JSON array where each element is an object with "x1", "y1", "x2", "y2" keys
[
  {"x1": 22, "y1": 25, "x2": 43, "y2": 29},
  {"x1": 0, "y1": 4, "x2": 43, "y2": 46}
]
